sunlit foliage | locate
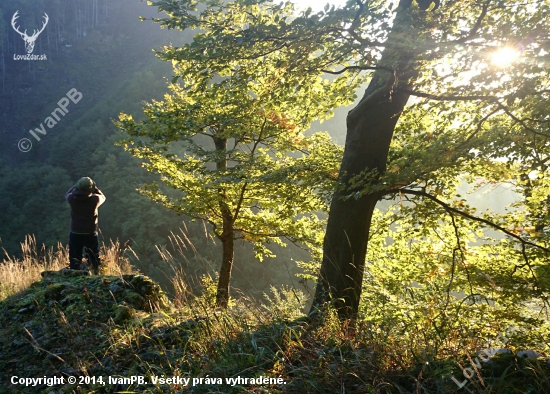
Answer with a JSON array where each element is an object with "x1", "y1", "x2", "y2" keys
[
  {"x1": 116, "y1": 0, "x2": 361, "y2": 307},
  {"x1": 125, "y1": 0, "x2": 550, "y2": 369}
]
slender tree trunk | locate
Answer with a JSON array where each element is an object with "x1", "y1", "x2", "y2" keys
[
  {"x1": 213, "y1": 135, "x2": 235, "y2": 308},
  {"x1": 93, "y1": 0, "x2": 98, "y2": 26},
  {"x1": 310, "y1": 0, "x2": 421, "y2": 320},
  {"x1": 216, "y1": 211, "x2": 235, "y2": 308}
]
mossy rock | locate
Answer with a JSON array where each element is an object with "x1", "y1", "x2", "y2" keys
[
  {"x1": 122, "y1": 289, "x2": 146, "y2": 309},
  {"x1": 44, "y1": 283, "x2": 73, "y2": 301},
  {"x1": 121, "y1": 274, "x2": 168, "y2": 311},
  {"x1": 114, "y1": 304, "x2": 135, "y2": 323},
  {"x1": 448, "y1": 350, "x2": 550, "y2": 392},
  {"x1": 122, "y1": 274, "x2": 158, "y2": 296},
  {"x1": 0, "y1": 270, "x2": 173, "y2": 392}
]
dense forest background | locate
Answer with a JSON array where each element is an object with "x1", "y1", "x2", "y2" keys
[{"x1": 0, "y1": 0, "x2": 315, "y2": 296}]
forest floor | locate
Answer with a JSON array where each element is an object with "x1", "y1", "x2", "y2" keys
[{"x1": 1, "y1": 268, "x2": 550, "y2": 394}]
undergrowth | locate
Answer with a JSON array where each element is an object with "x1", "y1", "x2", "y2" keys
[{"x1": 1, "y1": 236, "x2": 549, "y2": 393}]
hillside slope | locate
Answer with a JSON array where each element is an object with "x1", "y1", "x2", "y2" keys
[
  {"x1": 1, "y1": 270, "x2": 169, "y2": 393},
  {"x1": 2, "y1": 270, "x2": 550, "y2": 393}
]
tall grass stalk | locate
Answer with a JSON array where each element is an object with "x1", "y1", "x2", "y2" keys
[
  {"x1": 0, "y1": 235, "x2": 67, "y2": 300},
  {"x1": 0, "y1": 235, "x2": 135, "y2": 301}
]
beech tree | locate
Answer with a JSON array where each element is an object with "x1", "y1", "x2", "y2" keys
[
  {"x1": 116, "y1": 3, "x2": 360, "y2": 307},
  {"x1": 145, "y1": 0, "x2": 550, "y2": 326},
  {"x1": 306, "y1": 0, "x2": 550, "y2": 320}
]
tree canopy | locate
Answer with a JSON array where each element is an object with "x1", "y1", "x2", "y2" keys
[
  {"x1": 116, "y1": 1, "x2": 362, "y2": 306},
  {"x1": 130, "y1": 0, "x2": 550, "y2": 350}
]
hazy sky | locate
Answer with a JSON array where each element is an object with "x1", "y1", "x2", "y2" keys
[{"x1": 292, "y1": 0, "x2": 347, "y2": 12}]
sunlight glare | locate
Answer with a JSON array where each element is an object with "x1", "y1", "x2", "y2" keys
[{"x1": 491, "y1": 47, "x2": 520, "y2": 67}]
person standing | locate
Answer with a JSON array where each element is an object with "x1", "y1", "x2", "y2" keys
[{"x1": 65, "y1": 177, "x2": 106, "y2": 274}]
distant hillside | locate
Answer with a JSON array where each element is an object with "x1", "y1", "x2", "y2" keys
[
  {"x1": 0, "y1": 0, "x2": 188, "y2": 161},
  {"x1": 0, "y1": 0, "x2": 313, "y2": 300}
]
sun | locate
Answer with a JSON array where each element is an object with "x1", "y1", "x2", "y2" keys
[{"x1": 491, "y1": 47, "x2": 520, "y2": 67}]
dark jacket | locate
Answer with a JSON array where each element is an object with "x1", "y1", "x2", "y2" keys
[{"x1": 65, "y1": 187, "x2": 106, "y2": 234}]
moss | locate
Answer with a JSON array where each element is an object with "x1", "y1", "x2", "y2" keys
[
  {"x1": 122, "y1": 274, "x2": 168, "y2": 311},
  {"x1": 0, "y1": 270, "x2": 173, "y2": 392},
  {"x1": 44, "y1": 283, "x2": 69, "y2": 301},
  {"x1": 114, "y1": 305, "x2": 135, "y2": 323},
  {"x1": 122, "y1": 289, "x2": 146, "y2": 309}
]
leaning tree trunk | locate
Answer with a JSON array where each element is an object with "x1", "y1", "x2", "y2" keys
[
  {"x1": 310, "y1": 0, "x2": 422, "y2": 320},
  {"x1": 213, "y1": 135, "x2": 235, "y2": 308}
]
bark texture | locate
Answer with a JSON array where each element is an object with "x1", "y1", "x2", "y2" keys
[{"x1": 310, "y1": 1, "x2": 421, "y2": 319}]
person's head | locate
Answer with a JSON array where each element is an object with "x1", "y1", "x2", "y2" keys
[{"x1": 76, "y1": 177, "x2": 95, "y2": 193}]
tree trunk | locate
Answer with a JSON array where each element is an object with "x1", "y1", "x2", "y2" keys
[
  {"x1": 216, "y1": 213, "x2": 235, "y2": 308},
  {"x1": 213, "y1": 135, "x2": 235, "y2": 308},
  {"x1": 310, "y1": 0, "x2": 421, "y2": 320}
]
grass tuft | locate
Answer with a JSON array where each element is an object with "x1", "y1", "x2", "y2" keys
[{"x1": 0, "y1": 235, "x2": 134, "y2": 301}]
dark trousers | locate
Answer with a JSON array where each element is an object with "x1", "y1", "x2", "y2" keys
[{"x1": 68, "y1": 231, "x2": 101, "y2": 273}]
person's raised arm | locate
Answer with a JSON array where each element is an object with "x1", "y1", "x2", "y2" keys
[
  {"x1": 65, "y1": 186, "x2": 76, "y2": 201},
  {"x1": 94, "y1": 187, "x2": 106, "y2": 205}
]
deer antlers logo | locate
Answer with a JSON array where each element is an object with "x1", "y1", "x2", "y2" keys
[{"x1": 11, "y1": 11, "x2": 49, "y2": 54}]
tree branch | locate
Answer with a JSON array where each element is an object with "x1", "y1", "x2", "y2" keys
[
  {"x1": 233, "y1": 182, "x2": 249, "y2": 222},
  {"x1": 395, "y1": 88, "x2": 499, "y2": 102},
  {"x1": 397, "y1": 88, "x2": 550, "y2": 138},
  {"x1": 441, "y1": 0, "x2": 490, "y2": 45},
  {"x1": 321, "y1": 65, "x2": 395, "y2": 75},
  {"x1": 398, "y1": 188, "x2": 550, "y2": 254},
  {"x1": 447, "y1": 209, "x2": 474, "y2": 296},
  {"x1": 495, "y1": 102, "x2": 550, "y2": 138}
]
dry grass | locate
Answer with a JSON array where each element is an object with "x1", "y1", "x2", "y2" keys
[
  {"x1": 0, "y1": 235, "x2": 135, "y2": 301},
  {"x1": 0, "y1": 235, "x2": 67, "y2": 301},
  {"x1": 100, "y1": 239, "x2": 136, "y2": 276}
]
